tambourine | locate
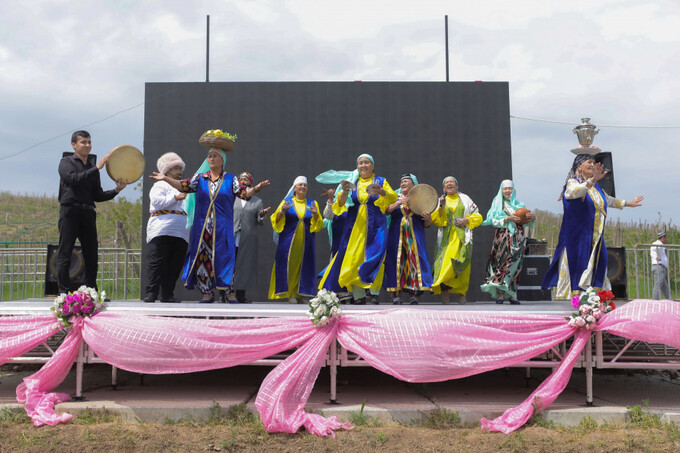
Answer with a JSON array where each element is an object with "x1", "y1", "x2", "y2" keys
[{"x1": 105, "y1": 145, "x2": 145, "y2": 184}]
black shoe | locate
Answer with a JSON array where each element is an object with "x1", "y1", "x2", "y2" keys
[
  {"x1": 368, "y1": 295, "x2": 379, "y2": 305},
  {"x1": 509, "y1": 299, "x2": 521, "y2": 305},
  {"x1": 160, "y1": 297, "x2": 180, "y2": 303},
  {"x1": 143, "y1": 296, "x2": 156, "y2": 303},
  {"x1": 103, "y1": 298, "x2": 112, "y2": 302},
  {"x1": 354, "y1": 297, "x2": 366, "y2": 305},
  {"x1": 200, "y1": 297, "x2": 215, "y2": 304}
]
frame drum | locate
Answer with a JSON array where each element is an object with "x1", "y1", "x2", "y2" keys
[
  {"x1": 408, "y1": 184, "x2": 439, "y2": 215},
  {"x1": 106, "y1": 145, "x2": 145, "y2": 184}
]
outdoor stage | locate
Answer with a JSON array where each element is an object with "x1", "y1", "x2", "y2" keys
[{"x1": 2, "y1": 298, "x2": 679, "y2": 434}]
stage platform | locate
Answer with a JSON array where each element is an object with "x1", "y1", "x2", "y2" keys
[
  {"x1": 2, "y1": 299, "x2": 678, "y2": 408},
  {"x1": 0, "y1": 299, "x2": 576, "y2": 317}
]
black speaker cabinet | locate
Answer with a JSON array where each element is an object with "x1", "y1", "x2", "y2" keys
[
  {"x1": 606, "y1": 246, "x2": 627, "y2": 299},
  {"x1": 517, "y1": 255, "x2": 552, "y2": 301},
  {"x1": 525, "y1": 238, "x2": 548, "y2": 256},
  {"x1": 594, "y1": 152, "x2": 615, "y2": 197},
  {"x1": 44, "y1": 244, "x2": 85, "y2": 296}
]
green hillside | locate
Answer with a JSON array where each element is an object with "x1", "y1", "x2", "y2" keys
[{"x1": 0, "y1": 191, "x2": 142, "y2": 249}]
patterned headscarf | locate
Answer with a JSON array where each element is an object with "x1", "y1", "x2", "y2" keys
[
  {"x1": 396, "y1": 173, "x2": 419, "y2": 195},
  {"x1": 567, "y1": 154, "x2": 594, "y2": 183},
  {"x1": 239, "y1": 172, "x2": 253, "y2": 186}
]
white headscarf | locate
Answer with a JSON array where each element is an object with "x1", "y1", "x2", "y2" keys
[{"x1": 285, "y1": 176, "x2": 308, "y2": 200}]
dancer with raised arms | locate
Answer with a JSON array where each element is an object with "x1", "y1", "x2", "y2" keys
[{"x1": 541, "y1": 154, "x2": 643, "y2": 299}]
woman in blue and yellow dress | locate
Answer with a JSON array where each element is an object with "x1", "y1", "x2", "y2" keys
[
  {"x1": 318, "y1": 154, "x2": 397, "y2": 304},
  {"x1": 541, "y1": 154, "x2": 643, "y2": 299},
  {"x1": 383, "y1": 173, "x2": 433, "y2": 305},
  {"x1": 269, "y1": 176, "x2": 324, "y2": 303},
  {"x1": 151, "y1": 146, "x2": 270, "y2": 303},
  {"x1": 431, "y1": 176, "x2": 483, "y2": 304}
]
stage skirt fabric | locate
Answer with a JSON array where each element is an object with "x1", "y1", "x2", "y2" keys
[{"x1": 3, "y1": 300, "x2": 680, "y2": 435}]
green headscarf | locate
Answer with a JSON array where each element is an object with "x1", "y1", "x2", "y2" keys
[{"x1": 481, "y1": 179, "x2": 525, "y2": 234}]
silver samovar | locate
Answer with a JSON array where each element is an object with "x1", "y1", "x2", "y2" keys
[{"x1": 570, "y1": 118, "x2": 600, "y2": 155}]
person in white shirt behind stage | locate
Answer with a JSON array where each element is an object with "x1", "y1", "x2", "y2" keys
[
  {"x1": 651, "y1": 231, "x2": 671, "y2": 300},
  {"x1": 143, "y1": 152, "x2": 190, "y2": 303}
]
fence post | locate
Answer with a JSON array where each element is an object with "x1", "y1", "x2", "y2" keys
[
  {"x1": 124, "y1": 249, "x2": 129, "y2": 300},
  {"x1": 634, "y1": 245, "x2": 640, "y2": 300}
]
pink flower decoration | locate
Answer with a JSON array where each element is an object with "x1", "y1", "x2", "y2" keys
[{"x1": 571, "y1": 296, "x2": 581, "y2": 309}]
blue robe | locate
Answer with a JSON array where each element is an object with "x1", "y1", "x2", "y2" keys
[
  {"x1": 542, "y1": 180, "x2": 609, "y2": 293},
  {"x1": 182, "y1": 173, "x2": 237, "y2": 289},
  {"x1": 320, "y1": 176, "x2": 389, "y2": 298},
  {"x1": 383, "y1": 206, "x2": 433, "y2": 292},
  {"x1": 271, "y1": 197, "x2": 319, "y2": 298}
]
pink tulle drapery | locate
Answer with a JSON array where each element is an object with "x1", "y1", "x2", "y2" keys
[{"x1": 1, "y1": 300, "x2": 679, "y2": 434}]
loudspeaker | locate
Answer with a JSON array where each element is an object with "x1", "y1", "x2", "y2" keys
[
  {"x1": 517, "y1": 255, "x2": 552, "y2": 301},
  {"x1": 594, "y1": 152, "x2": 615, "y2": 197},
  {"x1": 44, "y1": 244, "x2": 85, "y2": 296},
  {"x1": 606, "y1": 246, "x2": 627, "y2": 299},
  {"x1": 525, "y1": 238, "x2": 548, "y2": 256}
]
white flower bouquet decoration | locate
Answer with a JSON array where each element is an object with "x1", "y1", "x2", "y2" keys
[
  {"x1": 51, "y1": 286, "x2": 106, "y2": 328},
  {"x1": 308, "y1": 289, "x2": 342, "y2": 327},
  {"x1": 566, "y1": 287, "x2": 615, "y2": 330}
]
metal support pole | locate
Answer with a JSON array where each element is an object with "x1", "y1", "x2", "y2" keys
[
  {"x1": 444, "y1": 15, "x2": 449, "y2": 82},
  {"x1": 329, "y1": 339, "x2": 338, "y2": 404},
  {"x1": 112, "y1": 366, "x2": 118, "y2": 390},
  {"x1": 634, "y1": 245, "x2": 640, "y2": 299},
  {"x1": 206, "y1": 15, "x2": 210, "y2": 83},
  {"x1": 595, "y1": 331, "x2": 603, "y2": 368},
  {"x1": 73, "y1": 341, "x2": 86, "y2": 401},
  {"x1": 585, "y1": 333, "x2": 593, "y2": 406},
  {"x1": 525, "y1": 367, "x2": 531, "y2": 387}
]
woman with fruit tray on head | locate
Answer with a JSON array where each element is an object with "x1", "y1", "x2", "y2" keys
[
  {"x1": 480, "y1": 180, "x2": 534, "y2": 305},
  {"x1": 317, "y1": 154, "x2": 398, "y2": 304},
  {"x1": 150, "y1": 129, "x2": 270, "y2": 303},
  {"x1": 541, "y1": 154, "x2": 643, "y2": 300}
]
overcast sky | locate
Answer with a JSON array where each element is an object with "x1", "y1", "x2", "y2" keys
[{"x1": 1, "y1": 0, "x2": 678, "y2": 226}]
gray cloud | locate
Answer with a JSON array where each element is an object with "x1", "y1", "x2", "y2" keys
[{"x1": 1, "y1": 0, "x2": 678, "y2": 226}]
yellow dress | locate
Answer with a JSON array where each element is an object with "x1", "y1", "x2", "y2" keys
[
  {"x1": 319, "y1": 175, "x2": 397, "y2": 292},
  {"x1": 269, "y1": 197, "x2": 324, "y2": 299},
  {"x1": 431, "y1": 193, "x2": 483, "y2": 295}
]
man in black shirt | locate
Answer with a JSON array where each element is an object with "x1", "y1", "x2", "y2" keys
[{"x1": 57, "y1": 130, "x2": 127, "y2": 293}]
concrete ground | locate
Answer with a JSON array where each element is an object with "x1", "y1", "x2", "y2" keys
[{"x1": 2, "y1": 362, "x2": 679, "y2": 427}]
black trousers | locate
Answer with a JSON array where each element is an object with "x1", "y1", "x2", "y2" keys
[
  {"x1": 57, "y1": 205, "x2": 99, "y2": 294},
  {"x1": 144, "y1": 235, "x2": 188, "y2": 300}
]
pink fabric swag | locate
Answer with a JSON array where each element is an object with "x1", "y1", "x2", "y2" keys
[{"x1": 1, "y1": 300, "x2": 678, "y2": 434}]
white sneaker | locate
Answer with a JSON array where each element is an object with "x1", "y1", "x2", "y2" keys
[{"x1": 288, "y1": 296, "x2": 298, "y2": 304}]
